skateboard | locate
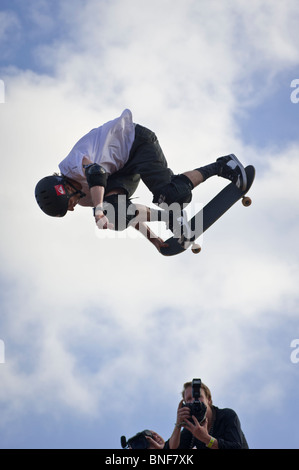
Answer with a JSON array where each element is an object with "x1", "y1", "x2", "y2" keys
[{"x1": 160, "y1": 165, "x2": 255, "y2": 256}]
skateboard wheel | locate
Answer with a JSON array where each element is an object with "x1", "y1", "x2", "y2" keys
[
  {"x1": 242, "y1": 196, "x2": 252, "y2": 207},
  {"x1": 191, "y1": 243, "x2": 201, "y2": 254}
]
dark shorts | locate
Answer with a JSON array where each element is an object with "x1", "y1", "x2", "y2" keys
[
  {"x1": 105, "y1": 172, "x2": 140, "y2": 199},
  {"x1": 104, "y1": 125, "x2": 192, "y2": 230},
  {"x1": 106, "y1": 124, "x2": 173, "y2": 199},
  {"x1": 103, "y1": 194, "x2": 137, "y2": 231}
]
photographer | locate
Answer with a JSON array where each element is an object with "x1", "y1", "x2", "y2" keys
[
  {"x1": 121, "y1": 430, "x2": 165, "y2": 449},
  {"x1": 165, "y1": 380, "x2": 248, "y2": 449}
]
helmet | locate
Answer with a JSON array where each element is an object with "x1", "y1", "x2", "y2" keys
[{"x1": 35, "y1": 175, "x2": 69, "y2": 217}]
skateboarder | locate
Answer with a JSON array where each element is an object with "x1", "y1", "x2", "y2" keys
[{"x1": 35, "y1": 109, "x2": 247, "y2": 246}]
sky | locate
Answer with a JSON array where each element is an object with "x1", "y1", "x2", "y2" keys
[{"x1": 0, "y1": 0, "x2": 299, "y2": 450}]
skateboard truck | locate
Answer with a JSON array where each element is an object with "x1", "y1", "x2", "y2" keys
[
  {"x1": 177, "y1": 231, "x2": 202, "y2": 254},
  {"x1": 178, "y1": 234, "x2": 201, "y2": 254}
]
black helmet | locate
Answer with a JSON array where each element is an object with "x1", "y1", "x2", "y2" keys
[{"x1": 35, "y1": 175, "x2": 70, "y2": 217}]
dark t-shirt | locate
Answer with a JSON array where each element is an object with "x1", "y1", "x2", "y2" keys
[{"x1": 165, "y1": 406, "x2": 249, "y2": 449}]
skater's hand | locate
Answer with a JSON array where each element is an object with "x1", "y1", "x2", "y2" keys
[
  {"x1": 152, "y1": 237, "x2": 169, "y2": 252},
  {"x1": 95, "y1": 211, "x2": 114, "y2": 230}
]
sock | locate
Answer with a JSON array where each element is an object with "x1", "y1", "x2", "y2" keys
[{"x1": 195, "y1": 162, "x2": 220, "y2": 181}]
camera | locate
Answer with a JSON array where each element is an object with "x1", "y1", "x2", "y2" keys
[
  {"x1": 121, "y1": 430, "x2": 153, "y2": 449},
  {"x1": 183, "y1": 378, "x2": 207, "y2": 423}
]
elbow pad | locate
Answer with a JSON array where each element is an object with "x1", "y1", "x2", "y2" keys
[{"x1": 84, "y1": 163, "x2": 108, "y2": 189}]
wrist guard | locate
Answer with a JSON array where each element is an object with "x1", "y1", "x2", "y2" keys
[{"x1": 83, "y1": 163, "x2": 108, "y2": 189}]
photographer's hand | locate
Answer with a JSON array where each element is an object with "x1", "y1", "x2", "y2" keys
[
  {"x1": 168, "y1": 400, "x2": 191, "y2": 449},
  {"x1": 176, "y1": 399, "x2": 191, "y2": 427},
  {"x1": 146, "y1": 431, "x2": 165, "y2": 449},
  {"x1": 184, "y1": 416, "x2": 218, "y2": 449}
]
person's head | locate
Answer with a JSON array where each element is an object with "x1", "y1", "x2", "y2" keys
[
  {"x1": 35, "y1": 175, "x2": 86, "y2": 217},
  {"x1": 182, "y1": 381, "x2": 213, "y2": 408}
]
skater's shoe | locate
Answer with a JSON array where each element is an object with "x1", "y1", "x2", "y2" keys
[
  {"x1": 167, "y1": 209, "x2": 192, "y2": 240},
  {"x1": 217, "y1": 154, "x2": 247, "y2": 191}
]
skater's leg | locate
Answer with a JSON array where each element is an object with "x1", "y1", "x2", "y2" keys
[
  {"x1": 193, "y1": 154, "x2": 247, "y2": 190},
  {"x1": 181, "y1": 154, "x2": 247, "y2": 191},
  {"x1": 182, "y1": 169, "x2": 204, "y2": 187}
]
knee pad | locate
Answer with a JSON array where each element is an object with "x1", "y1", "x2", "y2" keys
[{"x1": 153, "y1": 174, "x2": 193, "y2": 207}]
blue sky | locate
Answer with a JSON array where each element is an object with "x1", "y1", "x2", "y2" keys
[
  {"x1": 0, "y1": 0, "x2": 299, "y2": 449},
  {"x1": 237, "y1": 68, "x2": 299, "y2": 149}
]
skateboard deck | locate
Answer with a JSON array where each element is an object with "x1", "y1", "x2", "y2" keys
[{"x1": 160, "y1": 165, "x2": 255, "y2": 256}]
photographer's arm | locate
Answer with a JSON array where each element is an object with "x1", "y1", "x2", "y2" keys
[
  {"x1": 168, "y1": 424, "x2": 182, "y2": 449},
  {"x1": 168, "y1": 400, "x2": 191, "y2": 449}
]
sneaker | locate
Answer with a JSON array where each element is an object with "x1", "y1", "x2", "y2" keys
[{"x1": 217, "y1": 154, "x2": 247, "y2": 191}]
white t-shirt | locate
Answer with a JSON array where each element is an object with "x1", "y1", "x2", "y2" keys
[{"x1": 59, "y1": 109, "x2": 135, "y2": 206}]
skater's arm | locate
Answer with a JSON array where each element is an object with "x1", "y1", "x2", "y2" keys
[
  {"x1": 82, "y1": 156, "x2": 113, "y2": 229},
  {"x1": 82, "y1": 156, "x2": 105, "y2": 206},
  {"x1": 128, "y1": 204, "x2": 168, "y2": 252},
  {"x1": 134, "y1": 221, "x2": 168, "y2": 252}
]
